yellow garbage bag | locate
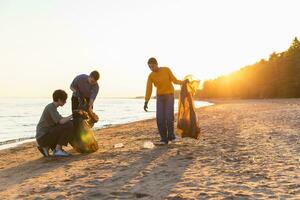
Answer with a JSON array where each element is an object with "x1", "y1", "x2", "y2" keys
[
  {"x1": 176, "y1": 75, "x2": 201, "y2": 139},
  {"x1": 71, "y1": 99, "x2": 99, "y2": 153}
]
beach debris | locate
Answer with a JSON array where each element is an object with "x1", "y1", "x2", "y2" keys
[
  {"x1": 114, "y1": 143, "x2": 124, "y2": 148},
  {"x1": 143, "y1": 141, "x2": 155, "y2": 149}
]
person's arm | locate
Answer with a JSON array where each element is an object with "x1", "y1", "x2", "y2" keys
[
  {"x1": 49, "y1": 107, "x2": 72, "y2": 125},
  {"x1": 59, "y1": 115, "x2": 73, "y2": 124},
  {"x1": 144, "y1": 76, "x2": 153, "y2": 112},
  {"x1": 145, "y1": 75, "x2": 153, "y2": 102},
  {"x1": 167, "y1": 67, "x2": 183, "y2": 85},
  {"x1": 89, "y1": 85, "x2": 99, "y2": 108}
]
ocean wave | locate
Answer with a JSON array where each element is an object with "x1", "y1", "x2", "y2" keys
[
  {"x1": 0, "y1": 115, "x2": 27, "y2": 118},
  {"x1": 22, "y1": 124, "x2": 36, "y2": 127},
  {"x1": 0, "y1": 137, "x2": 35, "y2": 146}
]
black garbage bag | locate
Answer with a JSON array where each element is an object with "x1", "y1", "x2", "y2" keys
[
  {"x1": 177, "y1": 75, "x2": 201, "y2": 139},
  {"x1": 71, "y1": 98, "x2": 99, "y2": 153}
]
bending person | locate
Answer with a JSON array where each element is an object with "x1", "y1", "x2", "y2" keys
[{"x1": 70, "y1": 70, "x2": 100, "y2": 113}]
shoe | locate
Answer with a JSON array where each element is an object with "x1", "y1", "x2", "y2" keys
[
  {"x1": 53, "y1": 149, "x2": 70, "y2": 157},
  {"x1": 158, "y1": 141, "x2": 168, "y2": 145},
  {"x1": 170, "y1": 138, "x2": 177, "y2": 144},
  {"x1": 37, "y1": 146, "x2": 50, "y2": 157}
]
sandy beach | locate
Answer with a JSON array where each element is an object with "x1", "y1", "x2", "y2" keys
[{"x1": 0, "y1": 99, "x2": 300, "y2": 199}]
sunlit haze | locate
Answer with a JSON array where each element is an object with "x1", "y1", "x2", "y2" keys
[{"x1": 1, "y1": 0, "x2": 299, "y2": 98}]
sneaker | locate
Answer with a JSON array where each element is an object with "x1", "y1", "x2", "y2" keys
[
  {"x1": 170, "y1": 138, "x2": 177, "y2": 144},
  {"x1": 158, "y1": 141, "x2": 168, "y2": 145},
  {"x1": 53, "y1": 149, "x2": 70, "y2": 157},
  {"x1": 37, "y1": 146, "x2": 50, "y2": 157}
]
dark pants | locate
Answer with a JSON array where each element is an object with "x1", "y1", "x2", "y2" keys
[
  {"x1": 156, "y1": 94, "x2": 175, "y2": 143},
  {"x1": 71, "y1": 96, "x2": 90, "y2": 112},
  {"x1": 72, "y1": 96, "x2": 91, "y2": 130},
  {"x1": 37, "y1": 121, "x2": 74, "y2": 149}
]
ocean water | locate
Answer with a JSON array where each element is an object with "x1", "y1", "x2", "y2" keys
[{"x1": 0, "y1": 98, "x2": 212, "y2": 148}]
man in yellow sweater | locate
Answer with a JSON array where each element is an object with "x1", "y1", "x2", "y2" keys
[{"x1": 144, "y1": 57, "x2": 186, "y2": 144}]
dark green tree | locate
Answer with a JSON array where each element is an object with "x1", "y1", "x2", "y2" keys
[{"x1": 199, "y1": 37, "x2": 300, "y2": 99}]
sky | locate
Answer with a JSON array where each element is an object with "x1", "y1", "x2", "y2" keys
[{"x1": 0, "y1": 0, "x2": 300, "y2": 98}]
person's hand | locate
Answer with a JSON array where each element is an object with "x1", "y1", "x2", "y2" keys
[{"x1": 144, "y1": 101, "x2": 148, "y2": 112}]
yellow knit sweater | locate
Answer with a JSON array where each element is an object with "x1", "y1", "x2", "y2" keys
[{"x1": 145, "y1": 67, "x2": 183, "y2": 101}]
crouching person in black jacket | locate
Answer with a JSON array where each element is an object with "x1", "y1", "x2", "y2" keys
[{"x1": 36, "y1": 90, "x2": 74, "y2": 157}]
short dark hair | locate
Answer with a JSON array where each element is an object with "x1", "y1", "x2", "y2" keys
[
  {"x1": 90, "y1": 70, "x2": 100, "y2": 81},
  {"x1": 52, "y1": 89, "x2": 68, "y2": 102},
  {"x1": 147, "y1": 57, "x2": 158, "y2": 65}
]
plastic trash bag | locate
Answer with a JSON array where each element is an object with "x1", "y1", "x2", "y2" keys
[
  {"x1": 71, "y1": 98, "x2": 99, "y2": 153},
  {"x1": 176, "y1": 75, "x2": 201, "y2": 139}
]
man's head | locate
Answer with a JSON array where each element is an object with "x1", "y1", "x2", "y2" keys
[
  {"x1": 88, "y1": 70, "x2": 100, "y2": 85},
  {"x1": 53, "y1": 89, "x2": 68, "y2": 106},
  {"x1": 147, "y1": 57, "x2": 159, "y2": 72}
]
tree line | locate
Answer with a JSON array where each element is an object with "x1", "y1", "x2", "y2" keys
[{"x1": 196, "y1": 37, "x2": 300, "y2": 99}]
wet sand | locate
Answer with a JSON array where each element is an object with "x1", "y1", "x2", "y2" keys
[{"x1": 0, "y1": 99, "x2": 300, "y2": 199}]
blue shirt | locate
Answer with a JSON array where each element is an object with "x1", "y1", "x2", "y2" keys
[{"x1": 71, "y1": 74, "x2": 99, "y2": 100}]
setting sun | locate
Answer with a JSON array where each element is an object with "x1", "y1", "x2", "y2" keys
[{"x1": 1, "y1": 0, "x2": 300, "y2": 98}]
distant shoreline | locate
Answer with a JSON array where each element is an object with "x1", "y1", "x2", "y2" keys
[{"x1": 0, "y1": 99, "x2": 213, "y2": 150}]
